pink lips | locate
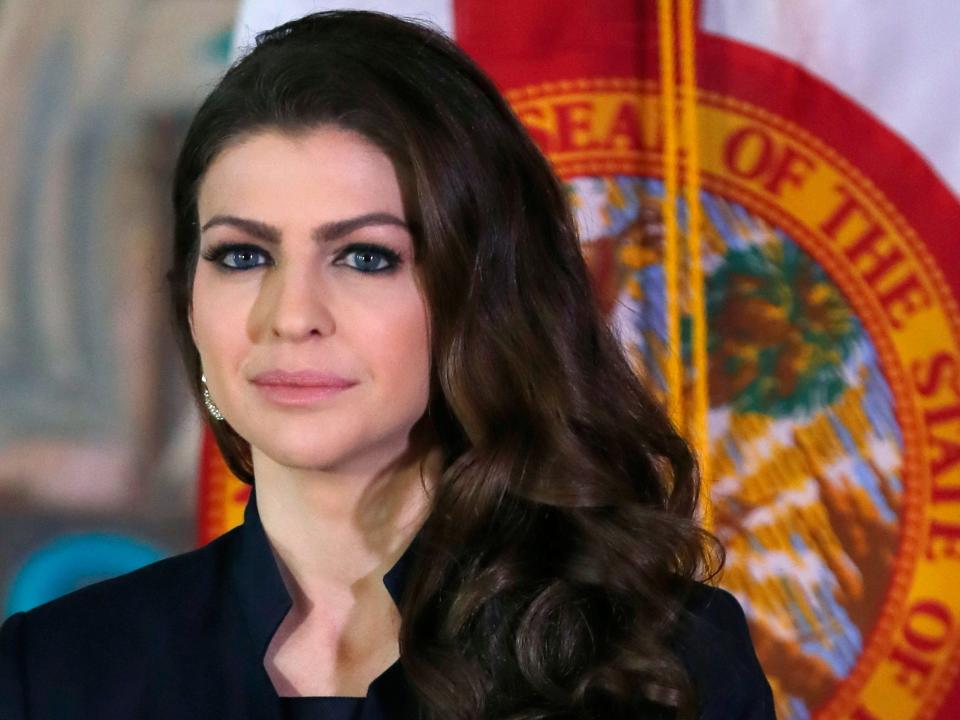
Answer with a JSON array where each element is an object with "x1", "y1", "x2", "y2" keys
[{"x1": 250, "y1": 370, "x2": 357, "y2": 406}]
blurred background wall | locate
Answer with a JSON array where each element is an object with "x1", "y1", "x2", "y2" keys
[
  {"x1": 0, "y1": 0, "x2": 238, "y2": 614},
  {"x1": 3, "y1": 2, "x2": 960, "y2": 719}
]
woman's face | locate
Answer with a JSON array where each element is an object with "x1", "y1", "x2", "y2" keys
[{"x1": 191, "y1": 126, "x2": 431, "y2": 476}]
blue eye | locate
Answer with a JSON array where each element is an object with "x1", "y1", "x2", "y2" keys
[
  {"x1": 338, "y1": 244, "x2": 401, "y2": 273},
  {"x1": 201, "y1": 244, "x2": 271, "y2": 271}
]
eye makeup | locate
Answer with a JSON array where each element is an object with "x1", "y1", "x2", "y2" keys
[
  {"x1": 200, "y1": 241, "x2": 403, "y2": 274},
  {"x1": 333, "y1": 243, "x2": 402, "y2": 273},
  {"x1": 201, "y1": 243, "x2": 273, "y2": 271}
]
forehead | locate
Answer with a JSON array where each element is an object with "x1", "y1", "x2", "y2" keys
[{"x1": 197, "y1": 127, "x2": 405, "y2": 223}]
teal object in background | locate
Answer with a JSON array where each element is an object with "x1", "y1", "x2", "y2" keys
[
  {"x1": 204, "y1": 27, "x2": 234, "y2": 63},
  {"x1": 5, "y1": 533, "x2": 166, "y2": 616}
]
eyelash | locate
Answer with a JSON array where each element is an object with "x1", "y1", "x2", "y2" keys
[{"x1": 200, "y1": 242, "x2": 403, "y2": 274}]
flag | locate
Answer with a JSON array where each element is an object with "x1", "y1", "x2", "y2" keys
[{"x1": 200, "y1": 3, "x2": 960, "y2": 718}]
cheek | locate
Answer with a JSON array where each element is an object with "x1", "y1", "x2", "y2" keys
[
  {"x1": 190, "y1": 269, "x2": 251, "y2": 369},
  {"x1": 365, "y1": 288, "x2": 431, "y2": 387}
]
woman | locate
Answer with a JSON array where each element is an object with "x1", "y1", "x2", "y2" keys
[{"x1": 0, "y1": 10, "x2": 774, "y2": 720}]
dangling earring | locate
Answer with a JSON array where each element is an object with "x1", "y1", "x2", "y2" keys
[{"x1": 201, "y1": 373, "x2": 224, "y2": 421}]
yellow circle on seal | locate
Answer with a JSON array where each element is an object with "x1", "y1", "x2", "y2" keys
[{"x1": 508, "y1": 77, "x2": 960, "y2": 720}]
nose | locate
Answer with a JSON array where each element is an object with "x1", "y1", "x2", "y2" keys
[{"x1": 250, "y1": 262, "x2": 335, "y2": 342}]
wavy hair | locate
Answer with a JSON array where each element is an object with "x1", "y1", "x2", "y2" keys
[{"x1": 168, "y1": 10, "x2": 722, "y2": 719}]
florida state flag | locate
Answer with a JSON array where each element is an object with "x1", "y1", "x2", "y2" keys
[{"x1": 199, "y1": 2, "x2": 960, "y2": 718}]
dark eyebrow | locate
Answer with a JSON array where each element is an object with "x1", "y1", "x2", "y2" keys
[
  {"x1": 199, "y1": 212, "x2": 409, "y2": 244},
  {"x1": 200, "y1": 215, "x2": 281, "y2": 243},
  {"x1": 313, "y1": 212, "x2": 409, "y2": 242}
]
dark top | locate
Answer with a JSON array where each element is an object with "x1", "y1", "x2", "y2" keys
[
  {"x1": 281, "y1": 696, "x2": 364, "y2": 720},
  {"x1": 0, "y1": 490, "x2": 775, "y2": 719}
]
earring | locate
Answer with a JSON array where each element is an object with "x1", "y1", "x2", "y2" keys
[{"x1": 201, "y1": 373, "x2": 224, "y2": 421}]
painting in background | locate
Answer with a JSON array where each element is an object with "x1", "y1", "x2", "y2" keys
[{"x1": 0, "y1": 0, "x2": 238, "y2": 613}]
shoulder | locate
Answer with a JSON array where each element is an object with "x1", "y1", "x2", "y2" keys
[
  {"x1": 0, "y1": 526, "x2": 242, "y2": 705},
  {"x1": 6, "y1": 525, "x2": 240, "y2": 635},
  {"x1": 672, "y1": 583, "x2": 777, "y2": 719}
]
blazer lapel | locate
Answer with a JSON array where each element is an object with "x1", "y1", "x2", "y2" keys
[{"x1": 227, "y1": 489, "x2": 290, "y2": 720}]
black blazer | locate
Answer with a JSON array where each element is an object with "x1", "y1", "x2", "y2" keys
[{"x1": 0, "y1": 492, "x2": 775, "y2": 719}]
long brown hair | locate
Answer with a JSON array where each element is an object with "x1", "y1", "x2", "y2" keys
[{"x1": 168, "y1": 10, "x2": 722, "y2": 719}]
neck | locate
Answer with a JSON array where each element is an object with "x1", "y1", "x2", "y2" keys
[{"x1": 252, "y1": 443, "x2": 441, "y2": 609}]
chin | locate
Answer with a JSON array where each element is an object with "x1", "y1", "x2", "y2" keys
[
  {"x1": 233, "y1": 402, "x2": 427, "y2": 474},
  {"x1": 252, "y1": 434, "x2": 358, "y2": 472},
  {"x1": 249, "y1": 428, "x2": 415, "y2": 476}
]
